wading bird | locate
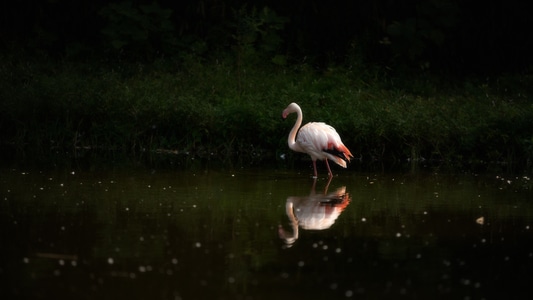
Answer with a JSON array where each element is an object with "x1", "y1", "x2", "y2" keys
[
  {"x1": 278, "y1": 177, "x2": 351, "y2": 245},
  {"x1": 282, "y1": 102, "x2": 353, "y2": 177}
]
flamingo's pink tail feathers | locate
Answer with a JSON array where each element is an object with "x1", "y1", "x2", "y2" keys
[
  {"x1": 337, "y1": 144, "x2": 353, "y2": 161},
  {"x1": 324, "y1": 143, "x2": 353, "y2": 168},
  {"x1": 330, "y1": 156, "x2": 348, "y2": 168}
]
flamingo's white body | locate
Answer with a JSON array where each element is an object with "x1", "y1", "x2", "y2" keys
[
  {"x1": 278, "y1": 179, "x2": 351, "y2": 245},
  {"x1": 282, "y1": 102, "x2": 353, "y2": 177}
]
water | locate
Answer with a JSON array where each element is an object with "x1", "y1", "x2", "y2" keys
[{"x1": 1, "y1": 165, "x2": 532, "y2": 299}]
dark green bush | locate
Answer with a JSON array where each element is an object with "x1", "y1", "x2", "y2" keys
[{"x1": 1, "y1": 56, "x2": 532, "y2": 169}]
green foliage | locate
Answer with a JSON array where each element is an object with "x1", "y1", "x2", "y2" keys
[
  {"x1": 1, "y1": 54, "x2": 532, "y2": 170},
  {"x1": 99, "y1": 1, "x2": 177, "y2": 58},
  {"x1": 230, "y1": 6, "x2": 289, "y2": 67},
  {"x1": 386, "y1": 0, "x2": 459, "y2": 67},
  {"x1": 3, "y1": 0, "x2": 532, "y2": 75}
]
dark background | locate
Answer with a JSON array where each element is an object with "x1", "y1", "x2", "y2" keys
[{"x1": 1, "y1": 0, "x2": 531, "y2": 76}]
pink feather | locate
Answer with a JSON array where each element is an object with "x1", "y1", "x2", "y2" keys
[{"x1": 282, "y1": 103, "x2": 353, "y2": 177}]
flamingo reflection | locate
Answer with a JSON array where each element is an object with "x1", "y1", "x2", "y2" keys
[{"x1": 279, "y1": 177, "x2": 351, "y2": 245}]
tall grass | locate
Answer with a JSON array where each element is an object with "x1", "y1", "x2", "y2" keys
[{"x1": 1, "y1": 56, "x2": 532, "y2": 170}]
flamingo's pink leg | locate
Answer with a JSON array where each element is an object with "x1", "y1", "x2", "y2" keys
[{"x1": 325, "y1": 159, "x2": 333, "y2": 177}]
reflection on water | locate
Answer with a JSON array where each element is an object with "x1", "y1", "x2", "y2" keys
[
  {"x1": 1, "y1": 166, "x2": 532, "y2": 299},
  {"x1": 279, "y1": 177, "x2": 351, "y2": 245}
]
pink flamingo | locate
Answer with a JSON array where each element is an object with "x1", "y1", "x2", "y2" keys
[
  {"x1": 282, "y1": 102, "x2": 353, "y2": 177},
  {"x1": 278, "y1": 177, "x2": 351, "y2": 245}
]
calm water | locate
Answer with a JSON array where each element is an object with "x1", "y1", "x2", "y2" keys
[{"x1": 1, "y1": 165, "x2": 532, "y2": 299}]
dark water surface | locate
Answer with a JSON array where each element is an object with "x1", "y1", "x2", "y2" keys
[{"x1": 1, "y1": 165, "x2": 532, "y2": 299}]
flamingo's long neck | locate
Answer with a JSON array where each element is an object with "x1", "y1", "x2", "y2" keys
[{"x1": 288, "y1": 106, "x2": 303, "y2": 152}]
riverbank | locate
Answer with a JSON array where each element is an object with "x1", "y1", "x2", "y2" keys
[{"x1": 1, "y1": 58, "x2": 532, "y2": 171}]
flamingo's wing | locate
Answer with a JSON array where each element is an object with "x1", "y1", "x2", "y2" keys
[
  {"x1": 297, "y1": 122, "x2": 353, "y2": 163},
  {"x1": 296, "y1": 122, "x2": 329, "y2": 159}
]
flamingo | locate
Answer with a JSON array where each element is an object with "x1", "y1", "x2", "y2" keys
[
  {"x1": 282, "y1": 102, "x2": 353, "y2": 177},
  {"x1": 278, "y1": 177, "x2": 351, "y2": 245}
]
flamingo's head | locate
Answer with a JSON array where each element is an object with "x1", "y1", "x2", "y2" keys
[{"x1": 282, "y1": 102, "x2": 300, "y2": 119}]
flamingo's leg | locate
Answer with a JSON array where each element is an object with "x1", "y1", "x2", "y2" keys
[
  {"x1": 325, "y1": 159, "x2": 333, "y2": 177},
  {"x1": 324, "y1": 175, "x2": 333, "y2": 194},
  {"x1": 312, "y1": 160, "x2": 318, "y2": 178},
  {"x1": 311, "y1": 177, "x2": 317, "y2": 193}
]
